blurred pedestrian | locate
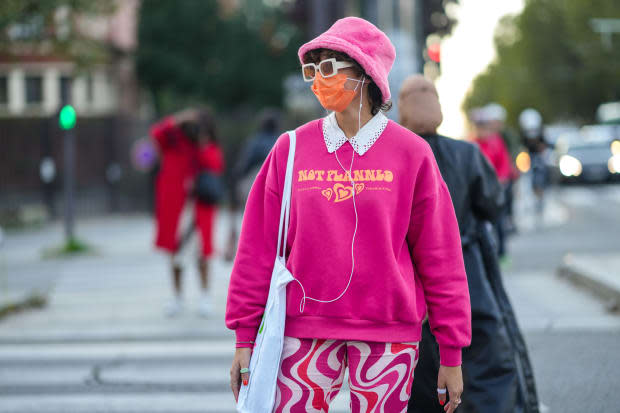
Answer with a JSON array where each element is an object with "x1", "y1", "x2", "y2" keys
[
  {"x1": 224, "y1": 109, "x2": 281, "y2": 262},
  {"x1": 150, "y1": 107, "x2": 225, "y2": 317},
  {"x1": 226, "y1": 17, "x2": 471, "y2": 413},
  {"x1": 470, "y1": 107, "x2": 513, "y2": 259},
  {"x1": 399, "y1": 75, "x2": 541, "y2": 413},
  {"x1": 519, "y1": 108, "x2": 549, "y2": 219},
  {"x1": 485, "y1": 103, "x2": 520, "y2": 234}
]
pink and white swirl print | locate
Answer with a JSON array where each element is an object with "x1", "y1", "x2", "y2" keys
[{"x1": 274, "y1": 336, "x2": 419, "y2": 413}]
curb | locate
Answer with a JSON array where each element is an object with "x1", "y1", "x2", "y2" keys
[{"x1": 558, "y1": 255, "x2": 620, "y2": 312}]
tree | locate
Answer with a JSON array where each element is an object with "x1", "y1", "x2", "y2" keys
[
  {"x1": 136, "y1": 0, "x2": 301, "y2": 116},
  {"x1": 463, "y1": 0, "x2": 620, "y2": 127},
  {"x1": 0, "y1": 0, "x2": 116, "y2": 67}
]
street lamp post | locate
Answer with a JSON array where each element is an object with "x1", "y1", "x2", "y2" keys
[{"x1": 59, "y1": 103, "x2": 76, "y2": 244}]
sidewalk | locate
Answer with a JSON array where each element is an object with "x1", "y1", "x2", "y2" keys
[
  {"x1": 0, "y1": 211, "x2": 237, "y2": 338},
  {"x1": 0, "y1": 223, "x2": 64, "y2": 318},
  {"x1": 558, "y1": 253, "x2": 620, "y2": 312}
]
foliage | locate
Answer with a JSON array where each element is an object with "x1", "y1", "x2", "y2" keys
[
  {"x1": 42, "y1": 237, "x2": 94, "y2": 258},
  {"x1": 463, "y1": 0, "x2": 620, "y2": 127},
  {"x1": 0, "y1": 0, "x2": 116, "y2": 67},
  {"x1": 136, "y1": 0, "x2": 301, "y2": 116}
]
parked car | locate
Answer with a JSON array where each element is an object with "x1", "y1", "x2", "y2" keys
[{"x1": 553, "y1": 125, "x2": 620, "y2": 183}]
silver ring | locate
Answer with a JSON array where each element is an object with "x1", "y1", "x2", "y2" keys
[{"x1": 437, "y1": 387, "x2": 447, "y2": 394}]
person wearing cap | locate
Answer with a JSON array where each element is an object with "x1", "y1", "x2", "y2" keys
[
  {"x1": 485, "y1": 103, "x2": 520, "y2": 234},
  {"x1": 399, "y1": 75, "x2": 541, "y2": 413},
  {"x1": 469, "y1": 107, "x2": 513, "y2": 259},
  {"x1": 226, "y1": 17, "x2": 471, "y2": 412}
]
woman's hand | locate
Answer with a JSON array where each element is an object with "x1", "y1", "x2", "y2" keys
[
  {"x1": 173, "y1": 108, "x2": 198, "y2": 126},
  {"x1": 437, "y1": 365, "x2": 463, "y2": 413},
  {"x1": 230, "y1": 347, "x2": 252, "y2": 402}
]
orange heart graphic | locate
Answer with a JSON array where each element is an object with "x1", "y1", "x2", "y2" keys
[
  {"x1": 355, "y1": 183, "x2": 365, "y2": 194},
  {"x1": 333, "y1": 183, "x2": 354, "y2": 202},
  {"x1": 321, "y1": 188, "x2": 333, "y2": 201}
]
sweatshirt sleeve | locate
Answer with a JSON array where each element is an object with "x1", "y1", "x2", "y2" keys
[
  {"x1": 225, "y1": 134, "x2": 288, "y2": 347},
  {"x1": 407, "y1": 149, "x2": 472, "y2": 366}
]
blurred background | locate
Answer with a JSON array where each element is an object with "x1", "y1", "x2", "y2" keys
[{"x1": 0, "y1": 1, "x2": 618, "y2": 412}]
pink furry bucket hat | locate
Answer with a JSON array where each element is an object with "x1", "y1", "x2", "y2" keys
[{"x1": 298, "y1": 17, "x2": 396, "y2": 103}]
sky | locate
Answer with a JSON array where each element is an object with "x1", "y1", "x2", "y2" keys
[{"x1": 436, "y1": 0, "x2": 525, "y2": 139}]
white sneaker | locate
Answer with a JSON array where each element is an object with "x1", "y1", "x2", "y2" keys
[
  {"x1": 198, "y1": 295, "x2": 213, "y2": 318},
  {"x1": 164, "y1": 297, "x2": 183, "y2": 317}
]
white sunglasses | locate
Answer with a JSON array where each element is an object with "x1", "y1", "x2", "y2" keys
[{"x1": 302, "y1": 58, "x2": 354, "y2": 82}]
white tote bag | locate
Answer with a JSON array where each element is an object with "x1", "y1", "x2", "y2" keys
[{"x1": 236, "y1": 130, "x2": 296, "y2": 413}]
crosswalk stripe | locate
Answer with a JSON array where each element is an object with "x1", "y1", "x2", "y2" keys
[
  {"x1": 0, "y1": 329, "x2": 233, "y2": 344},
  {"x1": 0, "y1": 340, "x2": 233, "y2": 361},
  {"x1": 0, "y1": 392, "x2": 352, "y2": 412}
]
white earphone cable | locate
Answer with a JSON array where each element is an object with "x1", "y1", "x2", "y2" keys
[{"x1": 293, "y1": 77, "x2": 365, "y2": 313}]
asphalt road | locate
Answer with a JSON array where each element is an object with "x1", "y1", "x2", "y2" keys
[{"x1": 504, "y1": 182, "x2": 620, "y2": 413}]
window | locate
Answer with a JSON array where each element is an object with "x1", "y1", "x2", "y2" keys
[
  {"x1": 60, "y1": 76, "x2": 72, "y2": 104},
  {"x1": 25, "y1": 76, "x2": 43, "y2": 104},
  {"x1": 0, "y1": 76, "x2": 7, "y2": 104},
  {"x1": 8, "y1": 16, "x2": 44, "y2": 41}
]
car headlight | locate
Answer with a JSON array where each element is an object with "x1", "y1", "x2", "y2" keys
[
  {"x1": 611, "y1": 140, "x2": 620, "y2": 156},
  {"x1": 559, "y1": 155, "x2": 582, "y2": 177},
  {"x1": 609, "y1": 154, "x2": 620, "y2": 174}
]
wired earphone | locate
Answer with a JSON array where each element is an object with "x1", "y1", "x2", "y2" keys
[{"x1": 292, "y1": 76, "x2": 366, "y2": 313}]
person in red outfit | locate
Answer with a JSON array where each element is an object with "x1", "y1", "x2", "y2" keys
[
  {"x1": 470, "y1": 108, "x2": 514, "y2": 259},
  {"x1": 150, "y1": 108, "x2": 225, "y2": 317},
  {"x1": 471, "y1": 123, "x2": 513, "y2": 183}
]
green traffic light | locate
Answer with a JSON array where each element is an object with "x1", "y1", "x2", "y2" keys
[{"x1": 59, "y1": 105, "x2": 76, "y2": 130}]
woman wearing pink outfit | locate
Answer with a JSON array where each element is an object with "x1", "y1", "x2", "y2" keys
[{"x1": 226, "y1": 17, "x2": 471, "y2": 413}]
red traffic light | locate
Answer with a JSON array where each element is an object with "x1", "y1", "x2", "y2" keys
[{"x1": 428, "y1": 43, "x2": 441, "y2": 63}]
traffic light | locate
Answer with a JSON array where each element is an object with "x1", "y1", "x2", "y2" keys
[
  {"x1": 428, "y1": 42, "x2": 441, "y2": 64},
  {"x1": 424, "y1": 36, "x2": 442, "y2": 80},
  {"x1": 59, "y1": 105, "x2": 76, "y2": 130}
]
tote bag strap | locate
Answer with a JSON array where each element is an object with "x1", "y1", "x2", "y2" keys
[{"x1": 276, "y1": 130, "x2": 296, "y2": 259}]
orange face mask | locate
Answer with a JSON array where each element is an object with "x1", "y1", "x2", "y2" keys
[{"x1": 311, "y1": 73, "x2": 360, "y2": 113}]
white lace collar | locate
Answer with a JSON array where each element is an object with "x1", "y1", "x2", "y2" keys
[{"x1": 322, "y1": 111, "x2": 388, "y2": 156}]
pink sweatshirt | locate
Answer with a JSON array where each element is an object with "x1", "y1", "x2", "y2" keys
[{"x1": 225, "y1": 118, "x2": 471, "y2": 366}]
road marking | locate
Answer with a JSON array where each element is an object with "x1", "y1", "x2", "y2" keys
[
  {"x1": 0, "y1": 340, "x2": 233, "y2": 361},
  {"x1": 0, "y1": 388, "x2": 351, "y2": 412}
]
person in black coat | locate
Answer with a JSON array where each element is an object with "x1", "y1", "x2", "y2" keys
[
  {"x1": 224, "y1": 109, "x2": 281, "y2": 261},
  {"x1": 399, "y1": 75, "x2": 540, "y2": 413}
]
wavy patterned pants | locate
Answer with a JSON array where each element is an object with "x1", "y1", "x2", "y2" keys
[{"x1": 274, "y1": 336, "x2": 419, "y2": 413}]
